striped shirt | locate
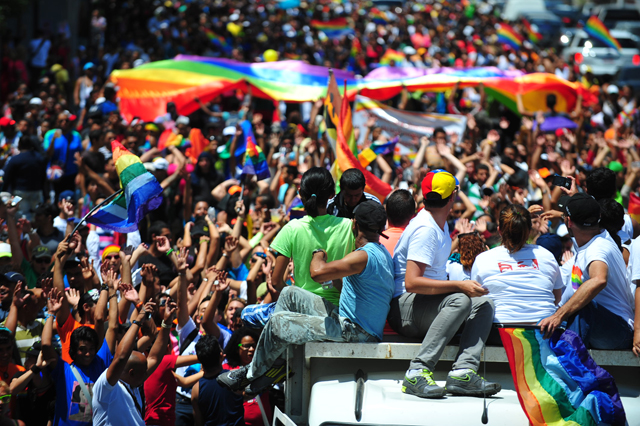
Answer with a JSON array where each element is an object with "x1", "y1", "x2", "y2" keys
[{"x1": 2, "y1": 319, "x2": 45, "y2": 365}]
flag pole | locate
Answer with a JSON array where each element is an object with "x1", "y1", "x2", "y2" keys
[{"x1": 70, "y1": 189, "x2": 124, "y2": 236}]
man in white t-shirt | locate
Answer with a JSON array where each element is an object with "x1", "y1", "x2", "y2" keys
[
  {"x1": 93, "y1": 300, "x2": 176, "y2": 426},
  {"x1": 389, "y1": 170, "x2": 500, "y2": 399},
  {"x1": 540, "y1": 193, "x2": 635, "y2": 350}
]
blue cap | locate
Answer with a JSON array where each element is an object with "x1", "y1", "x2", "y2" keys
[
  {"x1": 537, "y1": 233, "x2": 563, "y2": 263},
  {"x1": 5, "y1": 272, "x2": 25, "y2": 284},
  {"x1": 58, "y1": 190, "x2": 75, "y2": 203},
  {"x1": 83, "y1": 62, "x2": 95, "y2": 70}
]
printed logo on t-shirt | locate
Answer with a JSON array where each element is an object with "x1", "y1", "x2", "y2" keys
[
  {"x1": 69, "y1": 381, "x2": 94, "y2": 422},
  {"x1": 498, "y1": 259, "x2": 539, "y2": 272},
  {"x1": 571, "y1": 265, "x2": 583, "y2": 289}
]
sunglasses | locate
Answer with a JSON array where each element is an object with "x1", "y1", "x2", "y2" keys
[
  {"x1": 104, "y1": 255, "x2": 119, "y2": 260},
  {"x1": 0, "y1": 395, "x2": 10, "y2": 403},
  {"x1": 35, "y1": 257, "x2": 51, "y2": 264},
  {"x1": 452, "y1": 209, "x2": 465, "y2": 214},
  {"x1": 238, "y1": 343, "x2": 256, "y2": 350}
]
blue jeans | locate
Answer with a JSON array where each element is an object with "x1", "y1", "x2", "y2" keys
[
  {"x1": 241, "y1": 302, "x2": 276, "y2": 328},
  {"x1": 174, "y1": 397, "x2": 193, "y2": 426},
  {"x1": 566, "y1": 301, "x2": 633, "y2": 350}
]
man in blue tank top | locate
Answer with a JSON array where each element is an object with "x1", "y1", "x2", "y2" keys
[{"x1": 216, "y1": 201, "x2": 395, "y2": 395}]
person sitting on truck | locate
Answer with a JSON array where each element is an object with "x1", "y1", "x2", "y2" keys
[
  {"x1": 389, "y1": 170, "x2": 500, "y2": 399},
  {"x1": 539, "y1": 193, "x2": 635, "y2": 349},
  {"x1": 216, "y1": 200, "x2": 395, "y2": 395},
  {"x1": 471, "y1": 204, "x2": 564, "y2": 324}
]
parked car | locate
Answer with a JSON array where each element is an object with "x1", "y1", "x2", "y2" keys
[
  {"x1": 561, "y1": 29, "x2": 640, "y2": 76},
  {"x1": 615, "y1": 65, "x2": 640, "y2": 93},
  {"x1": 593, "y1": 5, "x2": 640, "y2": 29},
  {"x1": 519, "y1": 10, "x2": 564, "y2": 47}
]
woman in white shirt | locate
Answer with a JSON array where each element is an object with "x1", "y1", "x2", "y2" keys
[{"x1": 471, "y1": 204, "x2": 564, "y2": 324}]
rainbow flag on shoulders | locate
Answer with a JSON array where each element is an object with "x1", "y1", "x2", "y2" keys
[
  {"x1": 497, "y1": 23, "x2": 523, "y2": 50},
  {"x1": 87, "y1": 141, "x2": 163, "y2": 232},
  {"x1": 310, "y1": 18, "x2": 354, "y2": 39},
  {"x1": 239, "y1": 120, "x2": 270, "y2": 181},
  {"x1": 585, "y1": 16, "x2": 622, "y2": 51},
  {"x1": 499, "y1": 328, "x2": 626, "y2": 426}
]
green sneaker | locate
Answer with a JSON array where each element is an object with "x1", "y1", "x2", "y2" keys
[
  {"x1": 446, "y1": 370, "x2": 501, "y2": 397},
  {"x1": 401, "y1": 369, "x2": 447, "y2": 399}
]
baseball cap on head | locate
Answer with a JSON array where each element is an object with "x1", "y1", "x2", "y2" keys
[
  {"x1": 0, "y1": 243, "x2": 10, "y2": 259},
  {"x1": 564, "y1": 193, "x2": 600, "y2": 228},
  {"x1": 353, "y1": 200, "x2": 388, "y2": 239},
  {"x1": 58, "y1": 190, "x2": 76, "y2": 203},
  {"x1": 421, "y1": 169, "x2": 459, "y2": 201},
  {"x1": 0, "y1": 118, "x2": 16, "y2": 127},
  {"x1": 31, "y1": 245, "x2": 52, "y2": 260}
]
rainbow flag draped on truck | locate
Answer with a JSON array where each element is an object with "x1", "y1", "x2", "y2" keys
[
  {"x1": 499, "y1": 328, "x2": 626, "y2": 426},
  {"x1": 87, "y1": 141, "x2": 163, "y2": 232}
]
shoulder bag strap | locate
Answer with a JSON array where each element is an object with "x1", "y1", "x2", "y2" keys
[{"x1": 69, "y1": 364, "x2": 93, "y2": 414}]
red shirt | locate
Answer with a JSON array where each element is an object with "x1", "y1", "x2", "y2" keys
[
  {"x1": 223, "y1": 364, "x2": 273, "y2": 426},
  {"x1": 144, "y1": 354, "x2": 178, "y2": 426}
]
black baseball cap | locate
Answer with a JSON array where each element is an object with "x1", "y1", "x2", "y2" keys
[
  {"x1": 31, "y1": 245, "x2": 52, "y2": 260},
  {"x1": 353, "y1": 201, "x2": 388, "y2": 239},
  {"x1": 563, "y1": 193, "x2": 601, "y2": 228},
  {"x1": 191, "y1": 217, "x2": 210, "y2": 238}
]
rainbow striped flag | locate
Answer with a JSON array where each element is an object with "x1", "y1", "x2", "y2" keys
[
  {"x1": 87, "y1": 141, "x2": 163, "y2": 232},
  {"x1": 522, "y1": 19, "x2": 542, "y2": 44},
  {"x1": 370, "y1": 8, "x2": 391, "y2": 25},
  {"x1": 204, "y1": 29, "x2": 231, "y2": 52},
  {"x1": 585, "y1": 16, "x2": 621, "y2": 51},
  {"x1": 310, "y1": 18, "x2": 354, "y2": 39},
  {"x1": 380, "y1": 49, "x2": 405, "y2": 65},
  {"x1": 287, "y1": 196, "x2": 305, "y2": 219},
  {"x1": 628, "y1": 192, "x2": 640, "y2": 223},
  {"x1": 240, "y1": 120, "x2": 270, "y2": 181},
  {"x1": 358, "y1": 138, "x2": 398, "y2": 167},
  {"x1": 497, "y1": 23, "x2": 523, "y2": 50},
  {"x1": 499, "y1": 328, "x2": 626, "y2": 426}
]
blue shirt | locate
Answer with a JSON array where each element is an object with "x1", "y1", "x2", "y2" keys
[
  {"x1": 43, "y1": 130, "x2": 83, "y2": 175},
  {"x1": 340, "y1": 243, "x2": 395, "y2": 340},
  {"x1": 51, "y1": 338, "x2": 113, "y2": 426}
]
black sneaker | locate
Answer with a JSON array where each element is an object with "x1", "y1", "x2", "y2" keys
[
  {"x1": 446, "y1": 370, "x2": 501, "y2": 397},
  {"x1": 244, "y1": 359, "x2": 288, "y2": 395},
  {"x1": 217, "y1": 365, "x2": 251, "y2": 392},
  {"x1": 401, "y1": 369, "x2": 447, "y2": 399}
]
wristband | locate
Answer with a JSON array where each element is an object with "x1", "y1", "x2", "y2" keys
[
  {"x1": 161, "y1": 320, "x2": 171, "y2": 329},
  {"x1": 222, "y1": 252, "x2": 229, "y2": 258},
  {"x1": 132, "y1": 320, "x2": 142, "y2": 327},
  {"x1": 135, "y1": 302, "x2": 143, "y2": 311},
  {"x1": 45, "y1": 313, "x2": 55, "y2": 320},
  {"x1": 101, "y1": 284, "x2": 109, "y2": 292},
  {"x1": 202, "y1": 278, "x2": 209, "y2": 282},
  {"x1": 166, "y1": 248, "x2": 174, "y2": 257}
]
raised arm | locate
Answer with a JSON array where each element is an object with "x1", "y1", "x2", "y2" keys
[
  {"x1": 53, "y1": 238, "x2": 74, "y2": 327},
  {"x1": 106, "y1": 300, "x2": 156, "y2": 386},
  {"x1": 102, "y1": 268, "x2": 120, "y2": 355},
  {"x1": 42, "y1": 288, "x2": 64, "y2": 369},
  {"x1": 201, "y1": 269, "x2": 228, "y2": 338},
  {"x1": 146, "y1": 301, "x2": 177, "y2": 378}
]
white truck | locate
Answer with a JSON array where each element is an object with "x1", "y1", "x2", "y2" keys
[{"x1": 276, "y1": 337, "x2": 640, "y2": 425}]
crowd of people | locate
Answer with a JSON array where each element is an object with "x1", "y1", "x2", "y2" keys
[{"x1": 0, "y1": 0, "x2": 639, "y2": 425}]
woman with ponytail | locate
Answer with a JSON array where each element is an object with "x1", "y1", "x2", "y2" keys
[
  {"x1": 268, "y1": 167, "x2": 355, "y2": 305},
  {"x1": 470, "y1": 204, "x2": 564, "y2": 324}
]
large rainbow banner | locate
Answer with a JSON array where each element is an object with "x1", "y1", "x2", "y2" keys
[
  {"x1": 499, "y1": 328, "x2": 626, "y2": 426},
  {"x1": 110, "y1": 56, "x2": 597, "y2": 122}
]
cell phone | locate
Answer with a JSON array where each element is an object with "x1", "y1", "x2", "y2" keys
[
  {"x1": 482, "y1": 187, "x2": 494, "y2": 197},
  {"x1": 10, "y1": 196, "x2": 22, "y2": 207},
  {"x1": 551, "y1": 174, "x2": 572, "y2": 190}
]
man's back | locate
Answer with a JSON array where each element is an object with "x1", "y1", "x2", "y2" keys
[
  {"x1": 92, "y1": 370, "x2": 144, "y2": 426},
  {"x1": 197, "y1": 375, "x2": 244, "y2": 426},
  {"x1": 340, "y1": 242, "x2": 395, "y2": 340}
]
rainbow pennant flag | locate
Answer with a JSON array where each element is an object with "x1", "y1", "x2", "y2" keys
[
  {"x1": 358, "y1": 137, "x2": 398, "y2": 167},
  {"x1": 310, "y1": 18, "x2": 354, "y2": 39},
  {"x1": 497, "y1": 23, "x2": 523, "y2": 50},
  {"x1": 499, "y1": 328, "x2": 626, "y2": 426},
  {"x1": 380, "y1": 49, "x2": 405, "y2": 65},
  {"x1": 239, "y1": 120, "x2": 270, "y2": 181},
  {"x1": 370, "y1": 8, "x2": 391, "y2": 25},
  {"x1": 522, "y1": 19, "x2": 542, "y2": 44},
  {"x1": 204, "y1": 29, "x2": 231, "y2": 52},
  {"x1": 628, "y1": 192, "x2": 640, "y2": 223},
  {"x1": 585, "y1": 16, "x2": 621, "y2": 51},
  {"x1": 87, "y1": 141, "x2": 163, "y2": 232}
]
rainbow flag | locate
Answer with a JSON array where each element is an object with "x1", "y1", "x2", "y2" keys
[
  {"x1": 380, "y1": 49, "x2": 405, "y2": 65},
  {"x1": 628, "y1": 192, "x2": 640, "y2": 223},
  {"x1": 497, "y1": 23, "x2": 523, "y2": 50},
  {"x1": 87, "y1": 141, "x2": 163, "y2": 232},
  {"x1": 287, "y1": 196, "x2": 305, "y2": 219},
  {"x1": 499, "y1": 328, "x2": 626, "y2": 426},
  {"x1": 358, "y1": 138, "x2": 398, "y2": 167},
  {"x1": 585, "y1": 16, "x2": 621, "y2": 51},
  {"x1": 310, "y1": 18, "x2": 354, "y2": 39},
  {"x1": 370, "y1": 8, "x2": 391, "y2": 25},
  {"x1": 522, "y1": 19, "x2": 542, "y2": 44},
  {"x1": 204, "y1": 29, "x2": 231, "y2": 52},
  {"x1": 239, "y1": 121, "x2": 270, "y2": 180}
]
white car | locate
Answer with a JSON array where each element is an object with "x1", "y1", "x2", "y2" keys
[{"x1": 562, "y1": 29, "x2": 640, "y2": 76}]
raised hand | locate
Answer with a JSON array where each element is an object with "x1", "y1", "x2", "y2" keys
[
  {"x1": 163, "y1": 301, "x2": 177, "y2": 322},
  {"x1": 213, "y1": 270, "x2": 229, "y2": 292},
  {"x1": 155, "y1": 236, "x2": 171, "y2": 253},
  {"x1": 40, "y1": 277, "x2": 53, "y2": 295},
  {"x1": 81, "y1": 257, "x2": 95, "y2": 282},
  {"x1": 205, "y1": 266, "x2": 218, "y2": 282},
  {"x1": 65, "y1": 288, "x2": 81, "y2": 309},
  {"x1": 559, "y1": 159, "x2": 575, "y2": 177},
  {"x1": 454, "y1": 218, "x2": 474, "y2": 234},
  {"x1": 235, "y1": 200, "x2": 246, "y2": 217},
  {"x1": 62, "y1": 199, "x2": 75, "y2": 217},
  {"x1": 175, "y1": 247, "x2": 189, "y2": 272},
  {"x1": 119, "y1": 283, "x2": 140, "y2": 303},
  {"x1": 224, "y1": 236, "x2": 239, "y2": 254},
  {"x1": 47, "y1": 288, "x2": 64, "y2": 315},
  {"x1": 141, "y1": 263, "x2": 159, "y2": 285},
  {"x1": 12, "y1": 282, "x2": 28, "y2": 308}
]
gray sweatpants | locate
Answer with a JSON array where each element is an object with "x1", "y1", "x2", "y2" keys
[
  {"x1": 247, "y1": 286, "x2": 377, "y2": 380},
  {"x1": 387, "y1": 292, "x2": 494, "y2": 372}
]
